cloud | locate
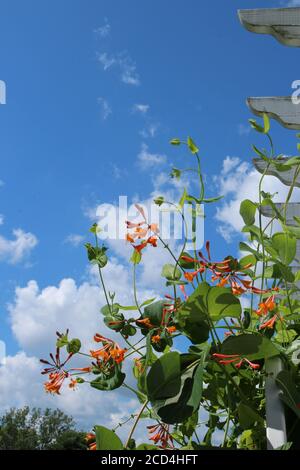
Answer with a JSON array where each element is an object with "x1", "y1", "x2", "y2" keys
[
  {"x1": 139, "y1": 123, "x2": 159, "y2": 139},
  {"x1": 137, "y1": 143, "x2": 167, "y2": 170},
  {"x1": 8, "y1": 259, "x2": 139, "y2": 356},
  {"x1": 238, "y1": 123, "x2": 251, "y2": 136},
  {"x1": 97, "y1": 52, "x2": 116, "y2": 71},
  {"x1": 214, "y1": 156, "x2": 300, "y2": 242},
  {"x1": 97, "y1": 51, "x2": 140, "y2": 86},
  {"x1": 132, "y1": 104, "x2": 149, "y2": 115},
  {"x1": 0, "y1": 228, "x2": 38, "y2": 264},
  {"x1": 284, "y1": 0, "x2": 300, "y2": 6},
  {"x1": 97, "y1": 97, "x2": 112, "y2": 120},
  {"x1": 4, "y1": 256, "x2": 158, "y2": 437},
  {"x1": 0, "y1": 352, "x2": 146, "y2": 436},
  {"x1": 64, "y1": 234, "x2": 85, "y2": 247},
  {"x1": 94, "y1": 18, "x2": 111, "y2": 38}
]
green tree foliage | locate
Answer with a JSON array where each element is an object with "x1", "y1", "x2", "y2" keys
[{"x1": 0, "y1": 407, "x2": 86, "y2": 450}]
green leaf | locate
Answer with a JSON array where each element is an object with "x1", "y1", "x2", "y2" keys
[
  {"x1": 143, "y1": 300, "x2": 165, "y2": 327},
  {"x1": 104, "y1": 314, "x2": 125, "y2": 332},
  {"x1": 252, "y1": 144, "x2": 269, "y2": 161},
  {"x1": 154, "y1": 196, "x2": 164, "y2": 206},
  {"x1": 85, "y1": 243, "x2": 108, "y2": 268},
  {"x1": 161, "y1": 263, "x2": 181, "y2": 281},
  {"x1": 239, "y1": 242, "x2": 260, "y2": 258},
  {"x1": 170, "y1": 168, "x2": 181, "y2": 180},
  {"x1": 94, "y1": 426, "x2": 123, "y2": 450},
  {"x1": 146, "y1": 352, "x2": 182, "y2": 401},
  {"x1": 206, "y1": 286, "x2": 242, "y2": 321},
  {"x1": 175, "y1": 285, "x2": 210, "y2": 344},
  {"x1": 263, "y1": 113, "x2": 270, "y2": 134},
  {"x1": 221, "y1": 334, "x2": 279, "y2": 361},
  {"x1": 136, "y1": 443, "x2": 158, "y2": 450},
  {"x1": 276, "y1": 370, "x2": 300, "y2": 419},
  {"x1": 91, "y1": 365, "x2": 125, "y2": 391},
  {"x1": 56, "y1": 332, "x2": 69, "y2": 349},
  {"x1": 238, "y1": 254, "x2": 256, "y2": 269},
  {"x1": 121, "y1": 324, "x2": 137, "y2": 337},
  {"x1": 238, "y1": 403, "x2": 264, "y2": 430},
  {"x1": 115, "y1": 298, "x2": 156, "y2": 311},
  {"x1": 272, "y1": 232, "x2": 297, "y2": 265},
  {"x1": 179, "y1": 252, "x2": 196, "y2": 269},
  {"x1": 283, "y1": 223, "x2": 300, "y2": 239},
  {"x1": 151, "y1": 349, "x2": 208, "y2": 424},
  {"x1": 101, "y1": 304, "x2": 119, "y2": 316},
  {"x1": 202, "y1": 195, "x2": 224, "y2": 203},
  {"x1": 179, "y1": 412, "x2": 199, "y2": 438},
  {"x1": 67, "y1": 338, "x2": 81, "y2": 354},
  {"x1": 240, "y1": 199, "x2": 257, "y2": 226},
  {"x1": 187, "y1": 136, "x2": 199, "y2": 154},
  {"x1": 249, "y1": 119, "x2": 264, "y2": 133}
]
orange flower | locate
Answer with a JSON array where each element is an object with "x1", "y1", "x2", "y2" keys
[
  {"x1": 126, "y1": 204, "x2": 159, "y2": 253},
  {"x1": 151, "y1": 335, "x2": 161, "y2": 344},
  {"x1": 148, "y1": 424, "x2": 174, "y2": 449},
  {"x1": 86, "y1": 433, "x2": 96, "y2": 451},
  {"x1": 213, "y1": 353, "x2": 260, "y2": 370},
  {"x1": 259, "y1": 314, "x2": 278, "y2": 330},
  {"x1": 182, "y1": 242, "x2": 277, "y2": 298},
  {"x1": 136, "y1": 317, "x2": 155, "y2": 329},
  {"x1": 256, "y1": 295, "x2": 276, "y2": 317},
  {"x1": 184, "y1": 266, "x2": 205, "y2": 283},
  {"x1": 90, "y1": 334, "x2": 127, "y2": 365},
  {"x1": 166, "y1": 326, "x2": 176, "y2": 334},
  {"x1": 44, "y1": 371, "x2": 68, "y2": 395},
  {"x1": 69, "y1": 378, "x2": 77, "y2": 390}
]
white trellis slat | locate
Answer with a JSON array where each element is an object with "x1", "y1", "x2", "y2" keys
[
  {"x1": 253, "y1": 158, "x2": 300, "y2": 188},
  {"x1": 238, "y1": 6, "x2": 299, "y2": 450},
  {"x1": 259, "y1": 203, "x2": 300, "y2": 263},
  {"x1": 265, "y1": 357, "x2": 287, "y2": 449},
  {"x1": 238, "y1": 8, "x2": 300, "y2": 47},
  {"x1": 260, "y1": 202, "x2": 300, "y2": 226},
  {"x1": 247, "y1": 97, "x2": 300, "y2": 130}
]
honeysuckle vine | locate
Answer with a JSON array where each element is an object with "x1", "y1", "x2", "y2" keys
[{"x1": 41, "y1": 115, "x2": 300, "y2": 450}]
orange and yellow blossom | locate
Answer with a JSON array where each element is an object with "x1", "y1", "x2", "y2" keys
[{"x1": 90, "y1": 334, "x2": 127, "y2": 365}]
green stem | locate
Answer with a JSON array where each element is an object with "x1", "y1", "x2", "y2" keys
[{"x1": 124, "y1": 400, "x2": 149, "y2": 448}]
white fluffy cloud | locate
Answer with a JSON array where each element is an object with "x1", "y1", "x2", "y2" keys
[
  {"x1": 0, "y1": 228, "x2": 38, "y2": 264},
  {"x1": 94, "y1": 18, "x2": 111, "y2": 38},
  {"x1": 97, "y1": 97, "x2": 112, "y2": 120},
  {"x1": 3, "y1": 256, "x2": 157, "y2": 437},
  {"x1": 214, "y1": 156, "x2": 300, "y2": 242},
  {"x1": 97, "y1": 51, "x2": 140, "y2": 86},
  {"x1": 285, "y1": 0, "x2": 300, "y2": 6},
  {"x1": 137, "y1": 143, "x2": 167, "y2": 170},
  {"x1": 132, "y1": 104, "x2": 149, "y2": 115},
  {"x1": 0, "y1": 352, "x2": 146, "y2": 438},
  {"x1": 7, "y1": 256, "x2": 146, "y2": 356},
  {"x1": 64, "y1": 234, "x2": 85, "y2": 247}
]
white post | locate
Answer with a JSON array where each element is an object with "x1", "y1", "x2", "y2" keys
[{"x1": 265, "y1": 357, "x2": 287, "y2": 449}]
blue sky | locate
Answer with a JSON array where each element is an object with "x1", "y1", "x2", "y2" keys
[{"x1": 0, "y1": 0, "x2": 300, "y2": 432}]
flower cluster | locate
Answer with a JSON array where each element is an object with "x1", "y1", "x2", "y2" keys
[
  {"x1": 126, "y1": 204, "x2": 159, "y2": 253},
  {"x1": 213, "y1": 353, "x2": 260, "y2": 370}
]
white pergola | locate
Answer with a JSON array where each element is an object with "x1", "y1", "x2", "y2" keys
[{"x1": 238, "y1": 6, "x2": 300, "y2": 450}]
